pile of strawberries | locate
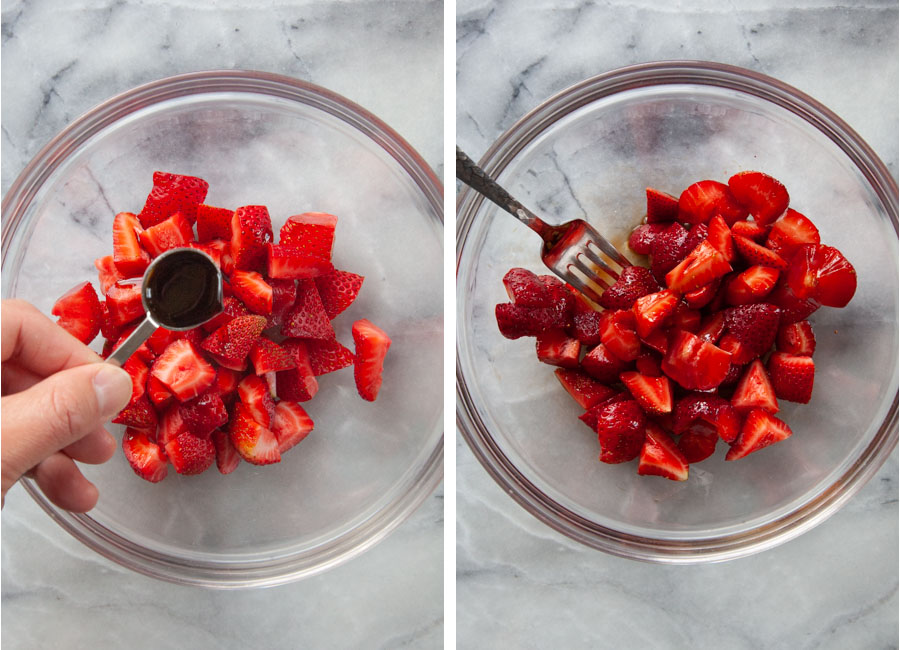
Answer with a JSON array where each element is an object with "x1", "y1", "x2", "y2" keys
[
  {"x1": 495, "y1": 171, "x2": 856, "y2": 480},
  {"x1": 51, "y1": 172, "x2": 391, "y2": 482}
]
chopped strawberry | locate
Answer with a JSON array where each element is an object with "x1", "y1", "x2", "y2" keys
[
  {"x1": 581, "y1": 342, "x2": 629, "y2": 383},
  {"x1": 628, "y1": 223, "x2": 670, "y2": 255},
  {"x1": 717, "y1": 333, "x2": 755, "y2": 366},
  {"x1": 570, "y1": 296, "x2": 604, "y2": 345},
  {"x1": 684, "y1": 278, "x2": 720, "y2": 310},
  {"x1": 138, "y1": 212, "x2": 195, "y2": 257},
  {"x1": 768, "y1": 281, "x2": 820, "y2": 325},
  {"x1": 199, "y1": 238, "x2": 235, "y2": 274},
  {"x1": 112, "y1": 394, "x2": 157, "y2": 429},
  {"x1": 535, "y1": 330, "x2": 581, "y2": 368},
  {"x1": 678, "y1": 180, "x2": 747, "y2": 225},
  {"x1": 94, "y1": 255, "x2": 125, "y2": 295},
  {"x1": 578, "y1": 392, "x2": 632, "y2": 430},
  {"x1": 776, "y1": 320, "x2": 816, "y2": 356},
  {"x1": 587, "y1": 399, "x2": 646, "y2": 464},
  {"x1": 495, "y1": 303, "x2": 567, "y2": 339},
  {"x1": 767, "y1": 352, "x2": 815, "y2": 404},
  {"x1": 276, "y1": 339, "x2": 319, "y2": 402},
  {"x1": 599, "y1": 265, "x2": 660, "y2": 310},
  {"x1": 352, "y1": 319, "x2": 391, "y2": 401},
  {"x1": 314, "y1": 269, "x2": 365, "y2": 320},
  {"x1": 156, "y1": 402, "x2": 190, "y2": 448},
  {"x1": 725, "y1": 409, "x2": 792, "y2": 460},
  {"x1": 786, "y1": 244, "x2": 856, "y2": 308},
  {"x1": 502, "y1": 268, "x2": 549, "y2": 306},
  {"x1": 111, "y1": 212, "x2": 150, "y2": 277},
  {"x1": 230, "y1": 205, "x2": 273, "y2": 271},
  {"x1": 696, "y1": 311, "x2": 726, "y2": 343},
  {"x1": 266, "y1": 278, "x2": 298, "y2": 327},
  {"x1": 105, "y1": 282, "x2": 144, "y2": 328},
  {"x1": 275, "y1": 281, "x2": 332, "y2": 341},
  {"x1": 147, "y1": 374, "x2": 174, "y2": 410},
  {"x1": 645, "y1": 187, "x2": 679, "y2": 223},
  {"x1": 165, "y1": 432, "x2": 216, "y2": 475},
  {"x1": 266, "y1": 243, "x2": 334, "y2": 280},
  {"x1": 649, "y1": 222, "x2": 690, "y2": 284},
  {"x1": 179, "y1": 392, "x2": 228, "y2": 437},
  {"x1": 720, "y1": 363, "x2": 743, "y2": 387},
  {"x1": 672, "y1": 392, "x2": 741, "y2": 443},
  {"x1": 212, "y1": 430, "x2": 241, "y2": 474},
  {"x1": 271, "y1": 401, "x2": 314, "y2": 454},
  {"x1": 639, "y1": 328, "x2": 669, "y2": 355},
  {"x1": 637, "y1": 422, "x2": 689, "y2": 480},
  {"x1": 733, "y1": 235, "x2": 787, "y2": 270},
  {"x1": 725, "y1": 265, "x2": 779, "y2": 305},
  {"x1": 279, "y1": 212, "x2": 338, "y2": 261},
  {"x1": 706, "y1": 214, "x2": 736, "y2": 262},
  {"x1": 202, "y1": 296, "x2": 252, "y2": 333},
  {"x1": 662, "y1": 329, "x2": 732, "y2": 391},
  {"x1": 730, "y1": 220, "x2": 769, "y2": 243},
  {"x1": 620, "y1": 371, "x2": 673, "y2": 414},
  {"x1": 122, "y1": 428, "x2": 168, "y2": 483},
  {"x1": 677, "y1": 421, "x2": 719, "y2": 464},
  {"x1": 122, "y1": 356, "x2": 149, "y2": 403},
  {"x1": 200, "y1": 314, "x2": 267, "y2": 369},
  {"x1": 144, "y1": 327, "x2": 179, "y2": 355},
  {"x1": 765, "y1": 208, "x2": 820, "y2": 259},
  {"x1": 723, "y1": 303, "x2": 780, "y2": 361},
  {"x1": 51, "y1": 281, "x2": 103, "y2": 344},
  {"x1": 230, "y1": 270, "x2": 273, "y2": 315},
  {"x1": 229, "y1": 402, "x2": 281, "y2": 465},
  {"x1": 539, "y1": 275, "x2": 575, "y2": 319},
  {"x1": 666, "y1": 240, "x2": 732, "y2": 294},
  {"x1": 138, "y1": 172, "x2": 208, "y2": 228},
  {"x1": 214, "y1": 367, "x2": 243, "y2": 400},
  {"x1": 632, "y1": 289, "x2": 679, "y2": 338},
  {"x1": 249, "y1": 338, "x2": 296, "y2": 374},
  {"x1": 306, "y1": 338, "x2": 354, "y2": 375},
  {"x1": 151, "y1": 339, "x2": 217, "y2": 402},
  {"x1": 731, "y1": 359, "x2": 779, "y2": 414},
  {"x1": 634, "y1": 350, "x2": 662, "y2": 377},
  {"x1": 727, "y1": 171, "x2": 789, "y2": 225},
  {"x1": 554, "y1": 369, "x2": 617, "y2": 409},
  {"x1": 670, "y1": 302, "x2": 701, "y2": 333},
  {"x1": 599, "y1": 309, "x2": 641, "y2": 361},
  {"x1": 238, "y1": 374, "x2": 276, "y2": 427},
  {"x1": 196, "y1": 204, "x2": 234, "y2": 242}
]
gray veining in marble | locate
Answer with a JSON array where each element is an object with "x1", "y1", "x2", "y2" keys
[{"x1": 456, "y1": 1, "x2": 897, "y2": 648}]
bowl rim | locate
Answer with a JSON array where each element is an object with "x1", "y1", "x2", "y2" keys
[
  {"x1": 456, "y1": 60, "x2": 898, "y2": 564},
  {"x1": 2, "y1": 70, "x2": 444, "y2": 587}
]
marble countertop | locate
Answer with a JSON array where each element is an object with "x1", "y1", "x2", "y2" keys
[
  {"x1": 1, "y1": 1, "x2": 443, "y2": 648},
  {"x1": 456, "y1": 1, "x2": 897, "y2": 648}
]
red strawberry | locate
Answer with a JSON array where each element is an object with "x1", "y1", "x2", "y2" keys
[
  {"x1": 494, "y1": 303, "x2": 567, "y2": 340},
  {"x1": 52, "y1": 281, "x2": 103, "y2": 344},
  {"x1": 249, "y1": 338, "x2": 296, "y2": 374},
  {"x1": 725, "y1": 409, "x2": 792, "y2": 460},
  {"x1": 95, "y1": 255, "x2": 125, "y2": 295},
  {"x1": 696, "y1": 311, "x2": 726, "y2": 343},
  {"x1": 352, "y1": 319, "x2": 391, "y2": 401},
  {"x1": 670, "y1": 302, "x2": 701, "y2": 333},
  {"x1": 725, "y1": 265, "x2": 779, "y2": 305},
  {"x1": 138, "y1": 172, "x2": 209, "y2": 228},
  {"x1": 588, "y1": 399, "x2": 646, "y2": 464},
  {"x1": 727, "y1": 171, "x2": 789, "y2": 226},
  {"x1": 111, "y1": 212, "x2": 150, "y2": 277},
  {"x1": 776, "y1": 320, "x2": 816, "y2": 356},
  {"x1": 720, "y1": 363, "x2": 743, "y2": 387},
  {"x1": 733, "y1": 235, "x2": 787, "y2": 270},
  {"x1": 267, "y1": 244, "x2": 334, "y2": 280},
  {"x1": 730, "y1": 220, "x2": 769, "y2": 243},
  {"x1": 502, "y1": 268, "x2": 550, "y2": 306},
  {"x1": 706, "y1": 214, "x2": 736, "y2": 262},
  {"x1": 539, "y1": 275, "x2": 575, "y2": 319},
  {"x1": 554, "y1": 368, "x2": 617, "y2": 409},
  {"x1": 276, "y1": 339, "x2": 319, "y2": 402},
  {"x1": 271, "y1": 401, "x2": 314, "y2": 454},
  {"x1": 620, "y1": 371, "x2": 673, "y2": 415},
  {"x1": 267, "y1": 278, "x2": 298, "y2": 328},
  {"x1": 723, "y1": 303, "x2": 780, "y2": 361},
  {"x1": 238, "y1": 374, "x2": 276, "y2": 427},
  {"x1": 678, "y1": 180, "x2": 747, "y2": 225},
  {"x1": 214, "y1": 367, "x2": 243, "y2": 400},
  {"x1": 230, "y1": 205, "x2": 273, "y2": 271},
  {"x1": 278, "y1": 212, "x2": 338, "y2": 261},
  {"x1": 201, "y1": 314, "x2": 267, "y2": 369},
  {"x1": 765, "y1": 209, "x2": 820, "y2": 258},
  {"x1": 677, "y1": 421, "x2": 719, "y2": 464},
  {"x1": 661, "y1": 329, "x2": 732, "y2": 391},
  {"x1": 147, "y1": 374, "x2": 174, "y2": 411},
  {"x1": 197, "y1": 238, "x2": 235, "y2": 275},
  {"x1": 165, "y1": 432, "x2": 216, "y2": 475},
  {"x1": 112, "y1": 394, "x2": 157, "y2": 429},
  {"x1": 230, "y1": 270, "x2": 273, "y2": 315},
  {"x1": 202, "y1": 296, "x2": 252, "y2": 333},
  {"x1": 672, "y1": 392, "x2": 741, "y2": 443},
  {"x1": 637, "y1": 422, "x2": 689, "y2": 481},
  {"x1": 579, "y1": 392, "x2": 632, "y2": 430},
  {"x1": 179, "y1": 392, "x2": 228, "y2": 437},
  {"x1": 649, "y1": 222, "x2": 690, "y2": 284},
  {"x1": 535, "y1": 330, "x2": 580, "y2": 368},
  {"x1": 138, "y1": 212, "x2": 195, "y2": 257},
  {"x1": 639, "y1": 328, "x2": 669, "y2": 355},
  {"x1": 279, "y1": 279, "x2": 333, "y2": 340},
  {"x1": 767, "y1": 352, "x2": 815, "y2": 404},
  {"x1": 635, "y1": 350, "x2": 662, "y2": 377},
  {"x1": 212, "y1": 429, "x2": 241, "y2": 475},
  {"x1": 145, "y1": 327, "x2": 181, "y2": 355},
  {"x1": 645, "y1": 187, "x2": 679, "y2": 223},
  {"x1": 717, "y1": 333, "x2": 755, "y2": 366},
  {"x1": 786, "y1": 244, "x2": 856, "y2": 308},
  {"x1": 105, "y1": 282, "x2": 145, "y2": 328},
  {"x1": 628, "y1": 223, "x2": 670, "y2": 255},
  {"x1": 229, "y1": 402, "x2": 281, "y2": 465},
  {"x1": 122, "y1": 356, "x2": 149, "y2": 403},
  {"x1": 599, "y1": 309, "x2": 641, "y2": 362},
  {"x1": 599, "y1": 265, "x2": 660, "y2": 310},
  {"x1": 581, "y1": 342, "x2": 629, "y2": 383},
  {"x1": 570, "y1": 296, "x2": 604, "y2": 345},
  {"x1": 151, "y1": 339, "x2": 217, "y2": 402},
  {"x1": 768, "y1": 281, "x2": 820, "y2": 325},
  {"x1": 157, "y1": 403, "x2": 190, "y2": 448},
  {"x1": 122, "y1": 428, "x2": 168, "y2": 483},
  {"x1": 314, "y1": 270, "x2": 365, "y2": 320},
  {"x1": 666, "y1": 240, "x2": 732, "y2": 294},
  {"x1": 683, "y1": 278, "x2": 720, "y2": 310},
  {"x1": 731, "y1": 359, "x2": 779, "y2": 414},
  {"x1": 632, "y1": 289, "x2": 679, "y2": 338},
  {"x1": 196, "y1": 204, "x2": 234, "y2": 242}
]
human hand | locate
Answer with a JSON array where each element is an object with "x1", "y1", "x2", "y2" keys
[{"x1": 2, "y1": 299, "x2": 133, "y2": 512}]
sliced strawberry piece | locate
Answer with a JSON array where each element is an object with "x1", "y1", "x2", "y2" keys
[
  {"x1": 105, "y1": 282, "x2": 145, "y2": 328},
  {"x1": 570, "y1": 296, "x2": 604, "y2": 345},
  {"x1": 165, "y1": 432, "x2": 215, "y2": 475},
  {"x1": 271, "y1": 401, "x2": 314, "y2": 454},
  {"x1": 632, "y1": 289, "x2": 678, "y2": 338},
  {"x1": 579, "y1": 392, "x2": 632, "y2": 430},
  {"x1": 731, "y1": 359, "x2": 779, "y2": 414},
  {"x1": 587, "y1": 399, "x2": 646, "y2": 464},
  {"x1": 706, "y1": 214, "x2": 736, "y2": 262},
  {"x1": 352, "y1": 319, "x2": 391, "y2": 401},
  {"x1": 730, "y1": 220, "x2": 769, "y2": 243},
  {"x1": 266, "y1": 278, "x2": 298, "y2": 328},
  {"x1": 767, "y1": 352, "x2": 815, "y2": 404},
  {"x1": 786, "y1": 244, "x2": 856, "y2": 308},
  {"x1": 671, "y1": 392, "x2": 741, "y2": 443},
  {"x1": 200, "y1": 314, "x2": 267, "y2": 369},
  {"x1": 52, "y1": 281, "x2": 103, "y2": 344},
  {"x1": 238, "y1": 374, "x2": 276, "y2": 427},
  {"x1": 314, "y1": 269, "x2": 365, "y2": 320},
  {"x1": 147, "y1": 374, "x2": 174, "y2": 411},
  {"x1": 637, "y1": 422, "x2": 688, "y2": 480},
  {"x1": 661, "y1": 329, "x2": 732, "y2": 391},
  {"x1": 112, "y1": 394, "x2": 157, "y2": 429},
  {"x1": 229, "y1": 402, "x2": 281, "y2": 465},
  {"x1": 671, "y1": 302, "x2": 701, "y2": 333},
  {"x1": 157, "y1": 403, "x2": 189, "y2": 448},
  {"x1": 122, "y1": 356, "x2": 149, "y2": 403},
  {"x1": 639, "y1": 328, "x2": 670, "y2": 355},
  {"x1": 727, "y1": 171, "x2": 789, "y2": 225},
  {"x1": 696, "y1": 311, "x2": 726, "y2": 343},
  {"x1": 765, "y1": 208, "x2": 820, "y2": 259},
  {"x1": 151, "y1": 339, "x2": 217, "y2": 402},
  {"x1": 645, "y1": 187, "x2": 679, "y2": 223},
  {"x1": 248, "y1": 338, "x2": 296, "y2": 374},
  {"x1": 725, "y1": 409, "x2": 792, "y2": 460},
  {"x1": 634, "y1": 350, "x2": 662, "y2": 377},
  {"x1": 628, "y1": 223, "x2": 670, "y2": 255},
  {"x1": 723, "y1": 303, "x2": 780, "y2": 361},
  {"x1": 266, "y1": 243, "x2": 334, "y2": 280},
  {"x1": 717, "y1": 333, "x2": 756, "y2": 366},
  {"x1": 122, "y1": 428, "x2": 168, "y2": 483},
  {"x1": 599, "y1": 265, "x2": 660, "y2": 310},
  {"x1": 196, "y1": 204, "x2": 234, "y2": 242},
  {"x1": 649, "y1": 222, "x2": 690, "y2": 285},
  {"x1": 306, "y1": 338, "x2": 354, "y2": 375},
  {"x1": 599, "y1": 309, "x2": 640, "y2": 361},
  {"x1": 678, "y1": 179, "x2": 747, "y2": 225},
  {"x1": 620, "y1": 371, "x2": 673, "y2": 415},
  {"x1": 179, "y1": 392, "x2": 228, "y2": 437},
  {"x1": 494, "y1": 303, "x2": 567, "y2": 339},
  {"x1": 535, "y1": 330, "x2": 581, "y2": 368},
  {"x1": 539, "y1": 275, "x2": 575, "y2": 320},
  {"x1": 276, "y1": 339, "x2": 319, "y2": 402},
  {"x1": 278, "y1": 212, "x2": 338, "y2": 261},
  {"x1": 199, "y1": 238, "x2": 235, "y2": 275},
  {"x1": 280, "y1": 279, "x2": 335, "y2": 340},
  {"x1": 230, "y1": 205, "x2": 273, "y2": 271},
  {"x1": 720, "y1": 363, "x2": 743, "y2": 388},
  {"x1": 683, "y1": 278, "x2": 720, "y2": 310},
  {"x1": 214, "y1": 367, "x2": 243, "y2": 401},
  {"x1": 725, "y1": 265, "x2": 779, "y2": 305},
  {"x1": 212, "y1": 429, "x2": 241, "y2": 474},
  {"x1": 554, "y1": 368, "x2": 617, "y2": 409},
  {"x1": 733, "y1": 235, "x2": 787, "y2": 270},
  {"x1": 95, "y1": 255, "x2": 125, "y2": 295},
  {"x1": 202, "y1": 296, "x2": 252, "y2": 333},
  {"x1": 138, "y1": 172, "x2": 208, "y2": 228},
  {"x1": 581, "y1": 342, "x2": 629, "y2": 383},
  {"x1": 144, "y1": 327, "x2": 180, "y2": 355},
  {"x1": 776, "y1": 320, "x2": 816, "y2": 356},
  {"x1": 138, "y1": 212, "x2": 195, "y2": 257},
  {"x1": 677, "y1": 421, "x2": 719, "y2": 464},
  {"x1": 111, "y1": 212, "x2": 150, "y2": 277},
  {"x1": 665, "y1": 240, "x2": 732, "y2": 294},
  {"x1": 230, "y1": 270, "x2": 273, "y2": 315},
  {"x1": 768, "y1": 281, "x2": 820, "y2": 325},
  {"x1": 502, "y1": 268, "x2": 550, "y2": 306}
]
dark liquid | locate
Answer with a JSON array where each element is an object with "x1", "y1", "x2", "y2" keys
[{"x1": 143, "y1": 249, "x2": 223, "y2": 329}]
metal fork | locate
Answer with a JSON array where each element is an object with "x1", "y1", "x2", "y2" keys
[{"x1": 456, "y1": 147, "x2": 631, "y2": 304}]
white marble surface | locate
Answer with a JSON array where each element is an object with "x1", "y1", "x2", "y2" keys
[
  {"x1": 1, "y1": 1, "x2": 443, "y2": 648},
  {"x1": 456, "y1": 1, "x2": 898, "y2": 648}
]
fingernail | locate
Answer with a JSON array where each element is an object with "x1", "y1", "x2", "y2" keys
[{"x1": 92, "y1": 365, "x2": 134, "y2": 417}]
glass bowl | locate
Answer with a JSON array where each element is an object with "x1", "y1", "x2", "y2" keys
[
  {"x1": 456, "y1": 61, "x2": 898, "y2": 563},
  {"x1": 2, "y1": 71, "x2": 443, "y2": 587}
]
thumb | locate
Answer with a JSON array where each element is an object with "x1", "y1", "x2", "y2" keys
[{"x1": 1, "y1": 362, "x2": 133, "y2": 492}]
